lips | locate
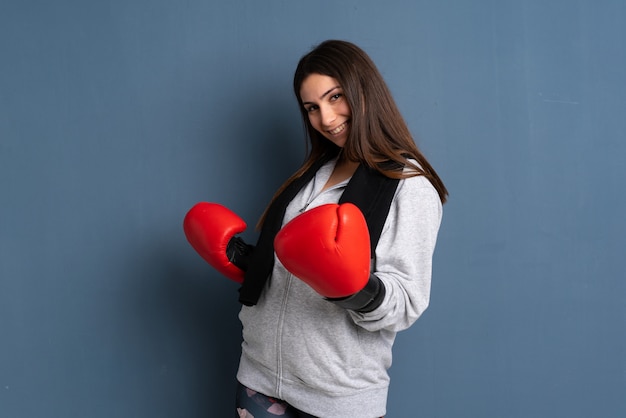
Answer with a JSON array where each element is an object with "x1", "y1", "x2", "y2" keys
[{"x1": 327, "y1": 121, "x2": 349, "y2": 135}]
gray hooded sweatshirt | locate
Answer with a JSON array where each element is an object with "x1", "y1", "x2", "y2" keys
[{"x1": 237, "y1": 157, "x2": 443, "y2": 417}]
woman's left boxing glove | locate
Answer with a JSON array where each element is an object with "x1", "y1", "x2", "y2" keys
[
  {"x1": 274, "y1": 203, "x2": 385, "y2": 312},
  {"x1": 183, "y1": 202, "x2": 254, "y2": 283}
]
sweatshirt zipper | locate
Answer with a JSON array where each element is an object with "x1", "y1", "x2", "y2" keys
[
  {"x1": 274, "y1": 178, "x2": 350, "y2": 396},
  {"x1": 274, "y1": 270, "x2": 294, "y2": 399}
]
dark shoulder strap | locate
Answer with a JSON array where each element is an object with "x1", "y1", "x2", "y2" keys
[
  {"x1": 238, "y1": 155, "x2": 332, "y2": 306},
  {"x1": 339, "y1": 163, "x2": 401, "y2": 253}
]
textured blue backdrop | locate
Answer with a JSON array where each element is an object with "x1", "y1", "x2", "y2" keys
[{"x1": 1, "y1": 1, "x2": 625, "y2": 417}]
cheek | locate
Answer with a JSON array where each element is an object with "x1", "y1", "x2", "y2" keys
[
  {"x1": 342, "y1": 102, "x2": 352, "y2": 116},
  {"x1": 308, "y1": 114, "x2": 321, "y2": 130}
]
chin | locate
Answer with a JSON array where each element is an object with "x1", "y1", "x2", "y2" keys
[
  {"x1": 325, "y1": 135, "x2": 348, "y2": 148},
  {"x1": 328, "y1": 140, "x2": 346, "y2": 148}
]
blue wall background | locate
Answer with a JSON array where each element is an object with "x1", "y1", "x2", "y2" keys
[{"x1": 1, "y1": 1, "x2": 624, "y2": 417}]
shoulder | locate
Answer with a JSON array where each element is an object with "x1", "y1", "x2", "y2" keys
[
  {"x1": 396, "y1": 175, "x2": 442, "y2": 213},
  {"x1": 398, "y1": 160, "x2": 440, "y2": 198},
  {"x1": 393, "y1": 161, "x2": 443, "y2": 223}
]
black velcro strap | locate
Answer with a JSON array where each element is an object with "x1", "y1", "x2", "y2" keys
[{"x1": 327, "y1": 274, "x2": 386, "y2": 313}]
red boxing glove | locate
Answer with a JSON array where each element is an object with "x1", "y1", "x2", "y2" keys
[
  {"x1": 183, "y1": 202, "x2": 247, "y2": 283},
  {"x1": 274, "y1": 203, "x2": 370, "y2": 299}
]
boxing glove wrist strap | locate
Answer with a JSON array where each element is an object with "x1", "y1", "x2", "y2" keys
[
  {"x1": 328, "y1": 274, "x2": 386, "y2": 313},
  {"x1": 226, "y1": 237, "x2": 255, "y2": 272}
]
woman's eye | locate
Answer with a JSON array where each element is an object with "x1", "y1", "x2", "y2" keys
[
  {"x1": 330, "y1": 93, "x2": 342, "y2": 101},
  {"x1": 306, "y1": 105, "x2": 318, "y2": 113}
]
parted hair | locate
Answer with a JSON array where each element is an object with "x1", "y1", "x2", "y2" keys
[{"x1": 258, "y1": 40, "x2": 447, "y2": 228}]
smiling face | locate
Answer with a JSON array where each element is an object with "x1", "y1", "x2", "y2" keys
[{"x1": 299, "y1": 73, "x2": 352, "y2": 148}]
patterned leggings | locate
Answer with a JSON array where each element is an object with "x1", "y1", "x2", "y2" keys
[{"x1": 235, "y1": 382, "x2": 383, "y2": 418}]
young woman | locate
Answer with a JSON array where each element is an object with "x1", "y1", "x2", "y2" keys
[{"x1": 184, "y1": 40, "x2": 447, "y2": 418}]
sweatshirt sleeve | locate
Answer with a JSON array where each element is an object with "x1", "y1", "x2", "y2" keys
[{"x1": 349, "y1": 174, "x2": 443, "y2": 332}]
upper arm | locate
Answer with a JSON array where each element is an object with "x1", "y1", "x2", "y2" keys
[{"x1": 350, "y1": 175, "x2": 443, "y2": 332}]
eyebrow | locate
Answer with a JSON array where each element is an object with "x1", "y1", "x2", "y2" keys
[{"x1": 301, "y1": 86, "x2": 341, "y2": 105}]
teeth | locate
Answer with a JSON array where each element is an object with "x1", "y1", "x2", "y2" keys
[{"x1": 329, "y1": 123, "x2": 347, "y2": 135}]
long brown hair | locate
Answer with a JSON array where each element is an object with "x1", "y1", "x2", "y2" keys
[{"x1": 258, "y1": 40, "x2": 448, "y2": 228}]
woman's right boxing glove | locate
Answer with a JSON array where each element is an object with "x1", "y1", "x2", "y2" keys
[{"x1": 183, "y1": 202, "x2": 254, "y2": 283}]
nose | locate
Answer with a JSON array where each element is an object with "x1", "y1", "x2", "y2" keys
[{"x1": 319, "y1": 104, "x2": 336, "y2": 127}]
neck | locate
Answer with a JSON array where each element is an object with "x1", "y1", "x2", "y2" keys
[{"x1": 321, "y1": 155, "x2": 359, "y2": 192}]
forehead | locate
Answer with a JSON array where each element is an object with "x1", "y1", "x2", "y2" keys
[{"x1": 299, "y1": 73, "x2": 341, "y2": 101}]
